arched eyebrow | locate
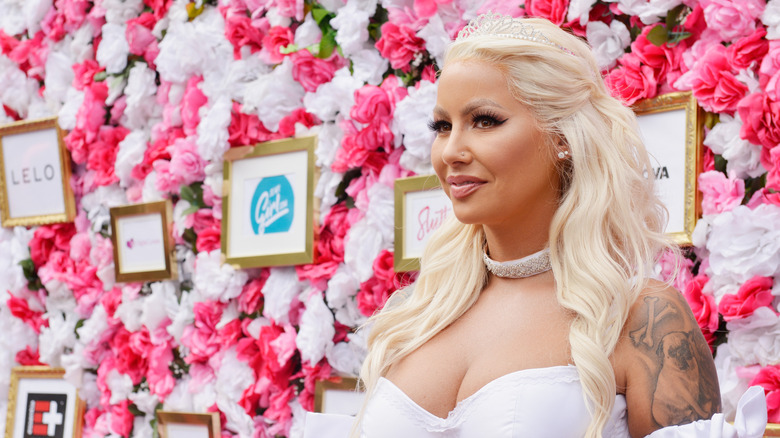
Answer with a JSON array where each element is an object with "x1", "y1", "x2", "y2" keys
[{"x1": 432, "y1": 98, "x2": 506, "y2": 119}]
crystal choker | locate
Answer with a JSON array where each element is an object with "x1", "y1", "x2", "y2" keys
[
  {"x1": 456, "y1": 11, "x2": 576, "y2": 56},
  {"x1": 483, "y1": 246, "x2": 552, "y2": 278}
]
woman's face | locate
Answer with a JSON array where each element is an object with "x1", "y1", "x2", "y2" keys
[{"x1": 430, "y1": 60, "x2": 562, "y2": 228}]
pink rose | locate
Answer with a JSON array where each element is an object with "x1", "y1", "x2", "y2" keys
[
  {"x1": 718, "y1": 276, "x2": 775, "y2": 321},
  {"x1": 631, "y1": 24, "x2": 684, "y2": 85},
  {"x1": 74, "y1": 81, "x2": 110, "y2": 145},
  {"x1": 766, "y1": 146, "x2": 780, "y2": 191},
  {"x1": 681, "y1": 275, "x2": 718, "y2": 349},
  {"x1": 760, "y1": 41, "x2": 780, "y2": 90},
  {"x1": 525, "y1": 0, "x2": 568, "y2": 25},
  {"x1": 15, "y1": 346, "x2": 44, "y2": 366},
  {"x1": 7, "y1": 294, "x2": 47, "y2": 334},
  {"x1": 228, "y1": 102, "x2": 274, "y2": 147},
  {"x1": 261, "y1": 26, "x2": 294, "y2": 64},
  {"x1": 239, "y1": 272, "x2": 269, "y2": 315},
  {"x1": 88, "y1": 126, "x2": 129, "y2": 186},
  {"x1": 414, "y1": 0, "x2": 453, "y2": 19},
  {"x1": 59, "y1": 0, "x2": 89, "y2": 30},
  {"x1": 276, "y1": 0, "x2": 304, "y2": 21},
  {"x1": 169, "y1": 138, "x2": 206, "y2": 186},
  {"x1": 181, "y1": 76, "x2": 207, "y2": 136},
  {"x1": 276, "y1": 108, "x2": 319, "y2": 138},
  {"x1": 126, "y1": 12, "x2": 157, "y2": 56},
  {"x1": 357, "y1": 250, "x2": 397, "y2": 316},
  {"x1": 690, "y1": 44, "x2": 747, "y2": 113},
  {"x1": 181, "y1": 301, "x2": 227, "y2": 364},
  {"x1": 727, "y1": 27, "x2": 768, "y2": 70},
  {"x1": 41, "y1": 7, "x2": 67, "y2": 41},
  {"x1": 291, "y1": 50, "x2": 341, "y2": 92},
  {"x1": 747, "y1": 188, "x2": 780, "y2": 208},
  {"x1": 196, "y1": 218, "x2": 221, "y2": 253},
  {"x1": 604, "y1": 53, "x2": 658, "y2": 105},
  {"x1": 701, "y1": 0, "x2": 764, "y2": 42},
  {"x1": 109, "y1": 400, "x2": 134, "y2": 438},
  {"x1": 375, "y1": 22, "x2": 426, "y2": 72},
  {"x1": 29, "y1": 224, "x2": 76, "y2": 267},
  {"x1": 223, "y1": 9, "x2": 267, "y2": 58},
  {"x1": 737, "y1": 91, "x2": 780, "y2": 149},
  {"x1": 351, "y1": 84, "x2": 394, "y2": 124},
  {"x1": 698, "y1": 170, "x2": 745, "y2": 215},
  {"x1": 750, "y1": 365, "x2": 780, "y2": 422}
]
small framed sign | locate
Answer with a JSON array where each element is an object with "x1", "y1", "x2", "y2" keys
[
  {"x1": 5, "y1": 366, "x2": 84, "y2": 438},
  {"x1": 222, "y1": 136, "x2": 316, "y2": 268},
  {"x1": 313, "y1": 377, "x2": 364, "y2": 416},
  {"x1": 394, "y1": 175, "x2": 453, "y2": 272},
  {"x1": 0, "y1": 117, "x2": 76, "y2": 227},
  {"x1": 109, "y1": 200, "x2": 177, "y2": 282},
  {"x1": 156, "y1": 411, "x2": 220, "y2": 438},
  {"x1": 634, "y1": 91, "x2": 703, "y2": 246}
]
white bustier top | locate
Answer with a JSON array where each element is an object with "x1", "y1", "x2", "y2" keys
[{"x1": 360, "y1": 365, "x2": 630, "y2": 437}]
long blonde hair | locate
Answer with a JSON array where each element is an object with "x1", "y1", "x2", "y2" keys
[{"x1": 355, "y1": 17, "x2": 673, "y2": 438}]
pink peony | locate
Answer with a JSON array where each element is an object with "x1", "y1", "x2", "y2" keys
[
  {"x1": 750, "y1": 365, "x2": 780, "y2": 422},
  {"x1": 698, "y1": 170, "x2": 745, "y2": 215},
  {"x1": 604, "y1": 53, "x2": 658, "y2": 105},
  {"x1": 525, "y1": 0, "x2": 568, "y2": 25},
  {"x1": 737, "y1": 91, "x2": 780, "y2": 149},
  {"x1": 375, "y1": 22, "x2": 426, "y2": 72},
  {"x1": 689, "y1": 44, "x2": 748, "y2": 113},
  {"x1": 718, "y1": 276, "x2": 776, "y2": 321},
  {"x1": 727, "y1": 27, "x2": 768, "y2": 70},
  {"x1": 701, "y1": 0, "x2": 765, "y2": 42},
  {"x1": 169, "y1": 137, "x2": 207, "y2": 186}
]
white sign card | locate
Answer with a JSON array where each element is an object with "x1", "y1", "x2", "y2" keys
[
  {"x1": 115, "y1": 213, "x2": 167, "y2": 273},
  {"x1": 403, "y1": 188, "x2": 453, "y2": 260},
  {"x1": 11, "y1": 376, "x2": 78, "y2": 438}
]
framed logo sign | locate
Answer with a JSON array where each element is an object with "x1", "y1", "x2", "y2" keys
[
  {"x1": 394, "y1": 175, "x2": 453, "y2": 272},
  {"x1": 634, "y1": 92, "x2": 703, "y2": 246},
  {"x1": 156, "y1": 411, "x2": 220, "y2": 438},
  {"x1": 222, "y1": 136, "x2": 316, "y2": 268},
  {"x1": 0, "y1": 117, "x2": 76, "y2": 227},
  {"x1": 4, "y1": 367, "x2": 84, "y2": 438},
  {"x1": 109, "y1": 200, "x2": 177, "y2": 282}
]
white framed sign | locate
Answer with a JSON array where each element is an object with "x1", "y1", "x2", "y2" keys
[
  {"x1": 222, "y1": 136, "x2": 316, "y2": 268},
  {"x1": 634, "y1": 92, "x2": 702, "y2": 245},
  {"x1": 314, "y1": 377, "x2": 365, "y2": 416},
  {"x1": 109, "y1": 200, "x2": 177, "y2": 282},
  {"x1": 0, "y1": 117, "x2": 75, "y2": 227},
  {"x1": 394, "y1": 175, "x2": 453, "y2": 271},
  {"x1": 157, "y1": 411, "x2": 220, "y2": 438}
]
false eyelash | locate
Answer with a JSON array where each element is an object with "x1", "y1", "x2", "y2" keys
[
  {"x1": 471, "y1": 110, "x2": 508, "y2": 127},
  {"x1": 427, "y1": 119, "x2": 450, "y2": 133}
]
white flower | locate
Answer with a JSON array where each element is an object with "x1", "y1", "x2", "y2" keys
[
  {"x1": 116, "y1": 287, "x2": 145, "y2": 332},
  {"x1": 38, "y1": 311, "x2": 78, "y2": 367},
  {"x1": 703, "y1": 114, "x2": 766, "y2": 179},
  {"x1": 142, "y1": 281, "x2": 179, "y2": 331},
  {"x1": 44, "y1": 51, "x2": 76, "y2": 109},
  {"x1": 96, "y1": 23, "x2": 129, "y2": 74},
  {"x1": 193, "y1": 249, "x2": 249, "y2": 303},
  {"x1": 587, "y1": 20, "x2": 631, "y2": 71},
  {"x1": 115, "y1": 129, "x2": 149, "y2": 187},
  {"x1": 80, "y1": 372, "x2": 101, "y2": 408},
  {"x1": 69, "y1": 24, "x2": 96, "y2": 63},
  {"x1": 0, "y1": 55, "x2": 41, "y2": 118},
  {"x1": 106, "y1": 74, "x2": 127, "y2": 106},
  {"x1": 315, "y1": 167, "x2": 344, "y2": 219},
  {"x1": 314, "y1": 121, "x2": 345, "y2": 168},
  {"x1": 123, "y1": 63, "x2": 161, "y2": 130},
  {"x1": 350, "y1": 48, "x2": 389, "y2": 86},
  {"x1": 132, "y1": 416, "x2": 154, "y2": 438},
  {"x1": 262, "y1": 267, "x2": 305, "y2": 324},
  {"x1": 296, "y1": 291, "x2": 336, "y2": 364},
  {"x1": 0, "y1": 1, "x2": 26, "y2": 35},
  {"x1": 612, "y1": 0, "x2": 683, "y2": 24},
  {"x1": 707, "y1": 204, "x2": 780, "y2": 284},
  {"x1": 764, "y1": 0, "x2": 780, "y2": 39},
  {"x1": 242, "y1": 58, "x2": 305, "y2": 132},
  {"x1": 102, "y1": 0, "x2": 144, "y2": 24},
  {"x1": 304, "y1": 68, "x2": 362, "y2": 123},
  {"x1": 727, "y1": 307, "x2": 780, "y2": 366},
  {"x1": 163, "y1": 377, "x2": 195, "y2": 412},
  {"x1": 326, "y1": 330, "x2": 368, "y2": 376},
  {"x1": 196, "y1": 95, "x2": 232, "y2": 163},
  {"x1": 142, "y1": 171, "x2": 166, "y2": 202},
  {"x1": 395, "y1": 81, "x2": 437, "y2": 174},
  {"x1": 215, "y1": 348, "x2": 255, "y2": 438},
  {"x1": 331, "y1": 2, "x2": 371, "y2": 57},
  {"x1": 0, "y1": 227, "x2": 32, "y2": 295},
  {"x1": 77, "y1": 304, "x2": 110, "y2": 365},
  {"x1": 366, "y1": 181, "x2": 396, "y2": 246},
  {"x1": 129, "y1": 389, "x2": 161, "y2": 416},
  {"x1": 417, "y1": 14, "x2": 450, "y2": 68},
  {"x1": 295, "y1": 13, "x2": 323, "y2": 48},
  {"x1": 22, "y1": 0, "x2": 49, "y2": 34},
  {"x1": 58, "y1": 87, "x2": 85, "y2": 130},
  {"x1": 344, "y1": 218, "x2": 385, "y2": 282},
  {"x1": 168, "y1": 279, "x2": 197, "y2": 344},
  {"x1": 107, "y1": 369, "x2": 134, "y2": 405},
  {"x1": 568, "y1": 0, "x2": 597, "y2": 25}
]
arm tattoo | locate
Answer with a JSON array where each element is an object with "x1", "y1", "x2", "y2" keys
[{"x1": 630, "y1": 293, "x2": 721, "y2": 428}]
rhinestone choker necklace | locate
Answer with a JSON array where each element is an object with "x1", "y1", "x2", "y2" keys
[{"x1": 483, "y1": 246, "x2": 552, "y2": 278}]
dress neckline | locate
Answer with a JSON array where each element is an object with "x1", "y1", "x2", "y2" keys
[{"x1": 379, "y1": 365, "x2": 579, "y2": 422}]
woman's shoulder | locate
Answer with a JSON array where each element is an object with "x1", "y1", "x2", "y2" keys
[{"x1": 615, "y1": 278, "x2": 722, "y2": 437}]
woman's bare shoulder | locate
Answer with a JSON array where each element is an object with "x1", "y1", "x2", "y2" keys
[{"x1": 616, "y1": 279, "x2": 721, "y2": 437}]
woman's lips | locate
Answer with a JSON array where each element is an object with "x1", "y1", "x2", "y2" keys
[{"x1": 446, "y1": 175, "x2": 487, "y2": 199}]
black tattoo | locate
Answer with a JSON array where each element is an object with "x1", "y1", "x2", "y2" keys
[{"x1": 629, "y1": 296, "x2": 677, "y2": 348}]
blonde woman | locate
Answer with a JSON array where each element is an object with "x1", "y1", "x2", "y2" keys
[{"x1": 303, "y1": 12, "x2": 767, "y2": 438}]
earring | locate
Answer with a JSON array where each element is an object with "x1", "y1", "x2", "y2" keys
[{"x1": 557, "y1": 150, "x2": 569, "y2": 159}]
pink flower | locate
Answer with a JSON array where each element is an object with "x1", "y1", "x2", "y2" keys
[
  {"x1": 718, "y1": 276, "x2": 776, "y2": 321},
  {"x1": 223, "y1": 8, "x2": 267, "y2": 58},
  {"x1": 261, "y1": 26, "x2": 294, "y2": 64},
  {"x1": 88, "y1": 126, "x2": 129, "y2": 186},
  {"x1": 414, "y1": 0, "x2": 453, "y2": 19},
  {"x1": 525, "y1": 0, "x2": 568, "y2": 25},
  {"x1": 15, "y1": 346, "x2": 44, "y2": 366},
  {"x1": 169, "y1": 138, "x2": 207, "y2": 186},
  {"x1": 604, "y1": 53, "x2": 658, "y2": 105},
  {"x1": 698, "y1": 170, "x2": 745, "y2": 215},
  {"x1": 701, "y1": 0, "x2": 765, "y2": 42},
  {"x1": 681, "y1": 275, "x2": 718, "y2": 350},
  {"x1": 291, "y1": 50, "x2": 341, "y2": 92},
  {"x1": 375, "y1": 22, "x2": 426, "y2": 72},
  {"x1": 125, "y1": 12, "x2": 157, "y2": 56},
  {"x1": 181, "y1": 301, "x2": 234, "y2": 365},
  {"x1": 656, "y1": 249, "x2": 694, "y2": 292},
  {"x1": 196, "y1": 218, "x2": 221, "y2": 253},
  {"x1": 727, "y1": 27, "x2": 768, "y2": 70},
  {"x1": 750, "y1": 365, "x2": 780, "y2": 422},
  {"x1": 357, "y1": 250, "x2": 397, "y2": 316},
  {"x1": 351, "y1": 84, "x2": 394, "y2": 124},
  {"x1": 276, "y1": 108, "x2": 319, "y2": 138},
  {"x1": 631, "y1": 24, "x2": 684, "y2": 85},
  {"x1": 109, "y1": 400, "x2": 134, "y2": 438},
  {"x1": 766, "y1": 146, "x2": 780, "y2": 191},
  {"x1": 7, "y1": 293, "x2": 47, "y2": 333},
  {"x1": 29, "y1": 224, "x2": 76, "y2": 267},
  {"x1": 182, "y1": 76, "x2": 207, "y2": 136},
  {"x1": 276, "y1": 0, "x2": 304, "y2": 21},
  {"x1": 239, "y1": 272, "x2": 269, "y2": 315},
  {"x1": 690, "y1": 44, "x2": 748, "y2": 113},
  {"x1": 747, "y1": 188, "x2": 780, "y2": 208},
  {"x1": 737, "y1": 91, "x2": 780, "y2": 149},
  {"x1": 147, "y1": 325, "x2": 175, "y2": 398},
  {"x1": 760, "y1": 41, "x2": 780, "y2": 90}
]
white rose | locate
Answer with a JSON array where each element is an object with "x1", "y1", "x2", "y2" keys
[
  {"x1": 196, "y1": 95, "x2": 232, "y2": 163},
  {"x1": 193, "y1": 249, "x2": 249, "y2": 303},
  {"x1": 102, "y1": 0, "x2": 144, "y2": 24},
  {"x1": 96, "y1": 23, "x2": 129, "y2": 74},
  {"x1": 303, "y1": 67, "x2": 362, "y2": 123},
  {"x1": 568, "y1": 0, "x2": 597, "y2": 25},
  {"x1": 331, "y1": 2, "x2": 371, "y2": 57},
  {"x1": 0, "y1": 1, "x2": 25, "y2": 35},
  {"x1": 58, "y1": 87, "x2": 85, "y2": 130},
  {"x1": 344, "y1": 218, "x2": 385, "y2": 282},
  {"x1": 262, "y1": 267, "x2": 305, "y2": 324},
  {"x1": 613, "y1": 0, "x2": 683, "y2": 24},
  {"x1": 315, "y1": 167, "x2": 344, "y2": 220},
  {"x1": 350, "y1": 48, "x2": 389, "y2": 86},
  {"x1": 713, "y1": 343, "x2": 751, "y2": 419},
  {"x1": 141, "y1": 281, "x2": 179, "y2": 331},
  {"x1": 703, "y1": 114, "x2": 766, "y2": 179},
  {"x1": 132, "y1": 417, "x2": 154, "y2": 438},
  {"x1": 115, "y1": 130, "x2": 148, "y2": 187},
  {"x1": 394, "y1": 80, "x2": 437, "y2": 174},
  {"x1": 727, "y1": 307, "x2": 780, "y2": 366},
  {"x1": 242, "y1": 58, "x2": 305, "y2": 132},
  {"x1": 417, "y1": 14, "x2": 450, "y2": 68},
  {"x1": 115, "y1": 287, "x2": 145, "y2": 332},
  {"x1": 0, "y1": 55, "x2": 40, "y2": 117},
  {"x1": 215, "y1": 349, "x2": 255, "y2": 438},
  {"x1": 123, "y1": 63, "x2": 161, "y2": 130},
  {"x1": 295, "y1": 13, "x2": 323, "y2": 48},
  {"x1": 763, "y1": 0, "x2": 780, "y2": 39},
  {"x1": 44, "y1": 51, "x2": 75, "y2": 109},
  {"x1": 38, "y1": 311, "x2": 78, "y2": 367},
  {"x1": 587, "y1": 20, "x2": 631, "y2": 71},
  {"x1": 296, "y1": 291, "x2": 336, "y2": 364}
]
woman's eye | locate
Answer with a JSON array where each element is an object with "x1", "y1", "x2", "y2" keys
[
  {"x1": 472, "y1": 113, "x2": 507, "y2": 129},
  {"x1": 427, "y1": 120, "x2": 451, "y2": 134}
]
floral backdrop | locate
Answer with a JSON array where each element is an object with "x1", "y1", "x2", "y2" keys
[{"x1": 0, "y1": 0, "x2": 780, "y2": 436}]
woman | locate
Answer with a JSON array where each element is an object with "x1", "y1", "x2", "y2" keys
[{"x1": 308, "y1": 13, "x2": 767, "y2": 438}]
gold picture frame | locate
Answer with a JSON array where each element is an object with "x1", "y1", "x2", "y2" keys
[
  {"x1": 222, "y1": 136, "x2": 316, "y2": 268},
  {"x1": 394, "y1": 175, "x2": 452, "y2": 272},
  {"x1": 314, "y1": 377, "x2": 364, "y2": 415},
  {"x1": 0, "y1": 117, "x2": 76, "y2": 227},
  {"x1": 156, "y1": 411, "x2": 220, "y2": 438},
  {"x1": 633, "y1": 91, "x2": 703, "y2": 246},
  {"x1": 5, "y1": 366, "x2": 84, "y2": 438},
  {"x1": 766, "y1": 423, "x2": 780, "y2": 437},
  {"x1": 109, "y1": 200, "x2": 177, "y2": 282}
]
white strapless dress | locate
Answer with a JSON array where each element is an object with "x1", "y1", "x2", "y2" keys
[{"x1": 304, "y1": 366, "x2": 767, "y2": 438}]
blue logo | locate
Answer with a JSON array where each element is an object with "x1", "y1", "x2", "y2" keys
[{"x1": 250, "y1": 175, "x2": 294, "y2": 235}]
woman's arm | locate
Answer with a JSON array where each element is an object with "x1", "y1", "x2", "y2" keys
[{"x1": 618, "y1": 281, "x2": 721, "y2": 437}]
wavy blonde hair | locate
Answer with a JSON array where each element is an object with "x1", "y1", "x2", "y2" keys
[{"x1": 353, "y1": 17, "x2": 675, "y2": 438}]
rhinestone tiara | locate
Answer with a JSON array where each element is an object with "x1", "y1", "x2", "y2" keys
[{"x1": 456, "y1": 12, "x2": 576, "y2": 56}]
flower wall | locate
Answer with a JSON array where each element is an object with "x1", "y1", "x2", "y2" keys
[{"x1": 1, "y1": 0, "x2": 780, "y2": 436}]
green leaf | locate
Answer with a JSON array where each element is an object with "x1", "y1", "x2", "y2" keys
[
  {"x1": 180, "y1": 185, "x2": 196, "y2": 204},
  {"x1": 181, "y1": 205, "x2": 200, "y2": 216},
  {"x1": 713, "y1": 154, "x2": 727, "y2": 173},
  {"x1": 183, "y1": 228, "x2": 198, "y2": 252},
  {"x1": 279, "y1": 44, "x2": 299, "y2": 55},
  {"x1": 312, "y1": 7, "x2": 329, "y2": 24},
  {"x1": 668, "y1": 31, "x2": 692, "y2": 45},
  {"x1": 318, "y1": 30, "x2": 337, "y2": 59},
  {"x1": 646, "y1": 25, "x2": 668, "y2": 46},
  {"x1": 93, "y1": 71, "x2": 107, "y2": 82}
]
